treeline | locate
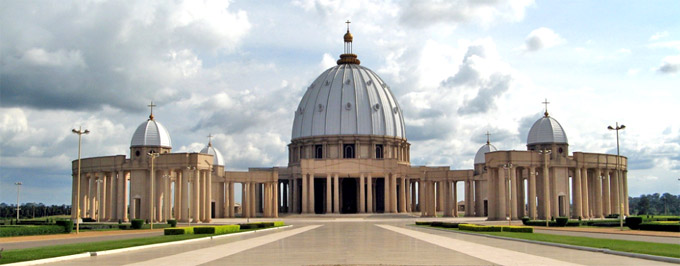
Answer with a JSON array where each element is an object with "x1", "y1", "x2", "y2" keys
[
  {"x1": 0, "y1": 203, "x2": 71, "y2": 219},
  {"x1": 629, "y1": 193, "x2": 680, "y2": 216}
]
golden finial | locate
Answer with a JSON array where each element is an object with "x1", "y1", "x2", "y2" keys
[
  {"x1": 148, "y1": 101, "x2": 156, "y2": 120},
  {"x1": 344, "y1": 20, "x2": 353, "y2": 43},
  {"x1": 542, "y1": 98, "x2": 550, "y2": 117},
  {"x1": 207, "y1": 133, "x2": 213, "y2": 147},
  {"x1": 338, "y1": 20, "x2": 360, "y2": 65}
]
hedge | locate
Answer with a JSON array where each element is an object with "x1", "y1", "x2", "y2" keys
[
  {"x1": 131, "y1": 219, "x2": 144, "y2": 229},
  {"x1": 167, "y1": 219, "x2": 177, "y2": 227},
  {"x1": 638, "y1": 222, "x2": 680, "y2": 232},
  {"x1": 458, "y1": 224, "x2": 532, "y2": 233},
  {"x1": 0, "y1": 225, "x2": 65, "y2": 237},
  {"x1": 140, "y1": 223, "x2": 172, "y2": 229},
  {"x1": 626, "y1": 216, "x2": 643, "y2": 230},
  {"x1": 55, "y1": 220, "x2": 73, "y2": 233},
  {"x1": 555, "y1": 217, "x2": 569, "y2": 227},
  {"x1": 274, "y1": 221, "x2": 285, "y2": 227},
  {"x1": 415, "y1": 221, "x2": 432, "y2": 226},
  {"x1": 164, "y1": 227, "x2": 194, "y2": 235},
  {"x1": 194, "y1": 225, "x2": 240, "y2": 234}
]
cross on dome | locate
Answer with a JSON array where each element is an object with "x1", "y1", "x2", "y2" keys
[
  {"x1": 207, "y1": 133, "x2": 213, "y2": 147},
  {"x1": 542, "y1": 98, "x2": 550, "y2": 117},
  {"x1": 486, "y1": 131, "x2": 491, "y2": 145},
  {"x1": 148, "y1": 101, "x2": 156, "y2": 120}
]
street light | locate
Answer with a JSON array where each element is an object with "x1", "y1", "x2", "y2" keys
[
  {"x1": 503, "y1": 163, "x2": 513, "y2": 226},
  {"x1": 15, "y1": 182, "x2": 22, "y2": 221},
  {"x1": 72, "y1": 126, "x2": 90, "y2": 234},
  {"x1": 148, "y1": 151, "x2": 160, "y2": 229},
  {"x1": 608, "y1": 122, "x2": 625, "y2": 231}
]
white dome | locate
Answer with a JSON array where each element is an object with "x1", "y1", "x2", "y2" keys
[
  {"x1": 527, "y1": 115, "x2": 568, "y2": 146},
  {"x1": 200, "y1": 144, "x2": 224, "y2": 166},
  {"x1": 291, "y1": 64, "x2": 406, "y2": 140},
  {"x1": 130, "y1": 119, "x2": 172, "y2": 148},
  {"x1": 474, "y1": 143, "x2": 497, "y2": 165}
]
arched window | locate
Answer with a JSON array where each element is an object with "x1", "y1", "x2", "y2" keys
[
  {"x1": 343, "y1": 144, "x2": 355, "y2": 159},
  {"x1": 315, "y1": 145, "x2": 323, "y2": 159},
  {"x1": 375, "y1": 144, "x2": 384, "y2": 159}
]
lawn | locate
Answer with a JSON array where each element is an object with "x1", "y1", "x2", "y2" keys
[
  {"x1": 0, "y1": 225, "x2": 284, "y2": 264},
  {"x1": 417, "y1": 225, "x2": 680, "y2": 259}
]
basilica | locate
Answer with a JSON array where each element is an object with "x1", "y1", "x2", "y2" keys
[{"x1": 71, "y1": 25, "x2": 628, "y2": 223}]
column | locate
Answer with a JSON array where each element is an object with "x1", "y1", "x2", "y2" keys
[
  {"x1": 429, "y1": 181, "x2": 437, "y2": 216},
  {"x1": 383, "y1": 175, "x2": 390, "y2": 213},
  {"x1": 174, "y1": 172, "x2": 181, "y2": 220},
  {"x1": 192, "y1": 170, "x2": 201, "y2": 222},
  {"x1": 228, "y1": 182, "x2": 235, "y2": 217},
  {"x1": 116, "y1": 171, "x2": 124, "y2": 222},
  {"x1": 223, "y1": 181, "x2": 229, "y2": 218},
  {"x1": 510, "y1": 168, "x2": 518, "y2": 220},
  {"x1": 594, "y1": 168, "x2": 603, "y2": 218},
  {"x1": 274, "y1": 181, "x2": 279, "y2": 218},
  {"x1": 264, "y1": 183, "x2": 270, "y2": 217},
  {"x1": 391, "y1": 174, "x2": 398, "y2": 213},
  {"x1": 399, "y1": 176, "x2": 406, "y2": 213},
  {"x1": 443, "y1": 181, "x2": 452, "y2": 217},
  {"x1": 333, "y1": 174, "x2": 340, "y2": 214},
  {"x1": 359, "y1": 174, "x2": 366, "y2": 213},
  {"x1": 367, "y1": 175, "x2": 373, "y2": 213},
  {"x1": 573, "y1": 167, "x2": 582, "y2": 218},
  {"x1": 623, "y1": 171, "x2": 629, "y2": 215},
  {"x1": 581, "y1": 168, "x2": 589, "y2": 218},
  {"x1": 326, "y1": 174, "x2": 332, "y2": 214},
  {"x1": 528, "y1": 167, "x2": 536, "y2": 219},
  {"x1": 603, "y1": 170, "x2": 611, "y2": 216},
  {"x1": 292, "y1": 178, "x2": 298, "y2": 213},
  {"x1": 467, "y1": 180, "x2": 474, "y2": 217},
  {"x1": 611, "y1": 170, "x2": 620, "y2": 215},
  {"x1": 542, "y1": 164, "x2": 551, "y2": 220},
  {"x1": 180, "y1": 170, "x2": 190, "y2": 222},
  {"x1": 409, "y1": 180, "x2": 416, "y2": 212},
  {"x1": 165, "y1": 173, "x2": 172, "y2": 220},
  {"x1": 498, "y1": 168, "x2": 507, "y2": 220},
  {"x1": 250, "y1": 182, "x2": 256, "y2": 217},
  {"x1": 107, "y1": 173, "x2": 114, "y2": 221},
  {"x1": 242, "y1": 182, "x2": 249, "y2": 218},
  {"x1": 302, "y1": 174, "x2": 308, "y2": 214},
  {"x1": 89, "y1": 175, "x2": 96, "y2": 219},
  {"x1": 308, "y1": 175, "x2": 315, "y2": 214},
  {"x1": 436, "y1": 181, "x2": 443, "y2": 212},
  {"x1": 205, "y1": 171, "x2": 212, "y2": 222},
  {"x1": 419, "y1": 180, "x2": 426, "y2": 216},
  {"x1": 453, "y1": 181, "x2": 458, "y2": 217}
]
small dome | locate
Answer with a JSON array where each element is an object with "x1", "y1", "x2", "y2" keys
[
  {"x1": 527, "y1": 115, "x2": 568, "y2": 146},
  {"x1": 200, "y1": 144, "x2": 224, "y2": 166},
  {"x1": 291, "y1": 64, "x2": 406, "y2": 140},
  {"x1": 474, "y1": 143, "x2": 497, "y2": 165},
  {"x1": 130, "y1": 119, "x2": 172, "y2": 148},
  {"x1": 344, "y1": 31, "x2": 353, "y2": 42}
]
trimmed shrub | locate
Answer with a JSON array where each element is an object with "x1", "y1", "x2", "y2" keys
[
  {"x1": 605, "y1": 214, "x2": 620, "y2": 219},
  {"x1": 441, "y1": 222, "x2": 460, "y2": 228},
  {"x1": 193, "y1": 226, "x2": 216, "y2": 234},
  {"x1": 140, "y1": 223, "x2": 171, "y2": 229},
  {"x1": 555, "y1": 217, "x2": 569, "y2": 227},
  {"x1": 415, "y1": 221, "x2": 432, "y2": 226},
  {"x1": 523, "y1": 220, "x2": 557, "y2": 227},
  {"x1": 274, "y1": 221, "x2": 285, "y2": 227},
  {"x1": 430, "y1": 221, "x2": 444, "y2": 227},
  {"x1": 131, "y1": 219, "x2": 144, "y2": 229},
  {"x1": 55, "y1": 220, "x2": 74, "y2": 233},
  {"x1": 626, "y1": 216, "x2": 643, "y2": 230},
  {"x1": 0, "y1": 225, "x2": 65, "y2": 237},
  {"x1": 503, "y1": 226, "x2": 533, "y2": 233},
  {"x1": 588, "y1": 220, "x2": 621, "y2": 227},
  {"x1": 459, "y1": 224, "x2": 502, "y2": 232},
  {"x1": 167, "y1": 219, "x2": 177, "y2": 228},
  {"x1": 521, "y1": 216, "x2": 530, "y2": 225},
  {"x1": 238, "y1": 223, "x2": 259, "y2": 230},
  {"x1": 566, "y1": 221, "x2": 581, "y2": 227},
  {"x1": 164, "y1": 227, "x2": 193, "y2": 235},
  {"x1": 194, "y1": 225, "x2": 240, "y2": 234},
  {"x1": 78, "y1": 223, "x2": 119, "y2": 230},
  {"x1": 639, "y1": 222, "x2": 680, "y2": 232},
  {"x1": 118, "y1": 224, "x2": 131, "y2": 230},
  {"x1": 82, "y1": 218, "x2": 96, "y2": 222},
  {"x1": 260, "y1": 222, "x2": 275, "y2": 228}
]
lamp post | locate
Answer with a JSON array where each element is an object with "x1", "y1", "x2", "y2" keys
[
  {"x1": 72, "y1": 126, "x2": 90, "y2": 234},
  {"x1": 608, "y1": 122, "x2": 625, "y2": 231},
  {"x1": 15, "y1": 182, "x2": 22, "y2": 221},
  {"x1": 148, "y1": 152, "x2": 160, "y2": 229},
  {"x1": 95, "y1": 179, "x2": 103, "y2": 222},
  {"x1": 503, "y1": 163, "x2": 513, "y2": 226}
]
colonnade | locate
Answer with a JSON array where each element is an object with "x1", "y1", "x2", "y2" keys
[
  {"x1": 418, "y1": 179, "x2": 477, "y2": 217},
  {"x1": 71, "y1": 171, "x2": 129, "y2": 222},
  {"x1": 487, "y1": 164, "x2": 629, "y2": 220}
]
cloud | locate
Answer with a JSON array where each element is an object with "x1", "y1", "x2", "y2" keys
[
  {"x1": 523, "y1": 27, "x2": 565, "y2": 52},
  {"x1": 657, "y1": 55, "x2": 680, "y2": 74},
  {"x1": 399, "y1": 0, "x2": 534, "y2": 28},
  {"x1": 0, "y1": 1, "x2": 250, "y2": 111},
  {"x1": 650, "y1": 31, "x2": 669, "y2": 41}
]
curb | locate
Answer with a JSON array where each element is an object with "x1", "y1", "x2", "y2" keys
[
  {"x1": 417, "y1": 225, "x2": 680, "y2": 264},
  {"x1": 5, "y1": 225, "x2": 293, "y2": 266}
]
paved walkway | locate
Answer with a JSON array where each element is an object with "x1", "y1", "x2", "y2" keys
[{"x1": 37, "y1": 220, "x2": 675, "y2": 265}]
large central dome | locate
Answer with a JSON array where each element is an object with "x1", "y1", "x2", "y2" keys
[{"x1": 291, "y1": 60, "x2": 405, "y2": 140}]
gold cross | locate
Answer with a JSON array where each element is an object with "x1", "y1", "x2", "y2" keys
[
  {"x1": 542, "y1": 98, "x2": 550, "y2": 116},
  {"x1": 485, "y1": 131, "x2": 491, "y2": 144},
  {"x1": 148, "y1": 101, "x2": 156, "y2": 119},
  {"x1": 346, "y1": 20, "x2": 351, "y2": 31},
  {"x1": 207, "y1": 133, "x2": 213, "y2": 146}
]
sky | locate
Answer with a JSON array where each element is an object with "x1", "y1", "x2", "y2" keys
[{"x1": 1, "y1": 0, "x2": 679, "y2": 205}]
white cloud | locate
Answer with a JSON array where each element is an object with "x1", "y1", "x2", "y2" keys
[
  {"x1": 523, "y1": 27, "x2": 565, "y2": 52},
  {"x1": 399, "y1": 0, "x2": 534, "y2": 28},
  {"x1": 650, "y1": 31, "x2": 669, "y2": 41},
  {"x1": 657, "y1": 55, "x2": 680, "y2": 74},
  {"x1": 21, "y1": 48, "x2": 86, "y2": 68}
]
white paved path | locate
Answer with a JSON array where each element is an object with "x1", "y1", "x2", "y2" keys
[
  {"x1": 378, "y1": 224, "x2": 582, "y2": 266},
  {"x1": 124, "y1": 225, "x2": 321, "y2": 266}
]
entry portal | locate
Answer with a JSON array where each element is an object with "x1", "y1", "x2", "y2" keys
[{"x1": 341, "y1": 178, "x2": 357, "y2": 213}]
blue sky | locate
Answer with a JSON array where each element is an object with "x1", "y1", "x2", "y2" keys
[{"x1": 1, "y1": 0, "x2": 678, "y2": 205}]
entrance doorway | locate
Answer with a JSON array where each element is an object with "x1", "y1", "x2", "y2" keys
[
  {"x1": 314, "y1": 178, "x2": 325, "y2": 214},
  {"x1": 375, "y1": 178, "x2": 385, "y2": 213},
  {"x1": 484, "y1": 200, "x2": 488, "y2": 216},
  {"x1": 341, "y1": 178, "x2": 357, "y2": 213},
  {"x1": 211, "y1": 202, "x2": 216, "y2": 218}
]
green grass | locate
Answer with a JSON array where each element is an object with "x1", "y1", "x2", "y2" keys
[
  {"x1": 0, "y1": 224, "x2": 287, "y2": 264},
  {"x1": 417, "y1": 225, "x2": 680, "y2": 258}
]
